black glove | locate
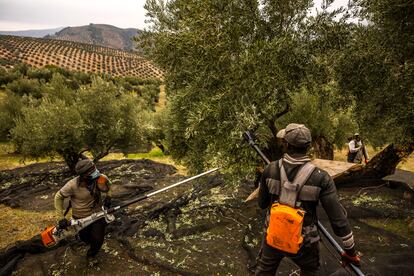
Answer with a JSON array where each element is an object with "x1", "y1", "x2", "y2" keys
[
  {"x1": 58, "y1": 218, "x2": 70, "y2": 230},
  {"x1": 103, "y1": 197, "x2": 112, "y2": 209}
]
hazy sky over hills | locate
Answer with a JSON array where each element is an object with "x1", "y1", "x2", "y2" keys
[
  {"x1": 0, "y1": 0, "x2": 147, "y2": 30},
  {"x1": 0, "y1": 0, "x2": 350, "y2": 31}
]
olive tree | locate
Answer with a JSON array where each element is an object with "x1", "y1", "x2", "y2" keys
[
  {"x1": 11, "y1": 77, "x2": 150, "y2": 172},
  {"x1": 77, "y1": 77, "x2": 149, "y2": 161},
  {"x1": 334, "y1": 0, "x2": 414, "y2": 176},
  {"x1": 12, "y1": 98, "x2": 86, "y2": 171},
  {"x1": 139, "y1": 0, "x2": 354, "y2": 173}
]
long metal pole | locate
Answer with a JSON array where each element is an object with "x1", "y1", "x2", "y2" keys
[
  {"x1": 109, "y1": 167, "x2": 219, "y2": 212},
  {"x1": 317, "y1": 221, "x2": 365, "y2": 276},
  {"x1": 243, "y1": 131, "x2": 270, "y2": 164},
  {"x1": 244, "y1": 130, "x2": 365, "y2": 276}
]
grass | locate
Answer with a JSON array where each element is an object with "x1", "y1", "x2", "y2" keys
[
  {"x1": 0, "y1": 204, "x2": 57, "y2": 249},
  {"x1": 154, "y1": 84, "x2": 166, "y2": 112},
  {"x1": 359, "y1": 218, "x2": 413, "y2": 241},
  {"x1": 0, "y1": 143, "x2": 54, "y2": 170},
  {"x1": 102, "y1": 148, "x2": 188, "y2": 175},
  {"x1": 0, "y1": 143, "x2": 187, "y2": 175},
  {"x1": 1, "y1": 141, "x2": 412, "y2": 173}
]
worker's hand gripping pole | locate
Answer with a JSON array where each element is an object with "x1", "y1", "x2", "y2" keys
[
  {"x1": 243, "y1": 129, "x2": 365, "y2": 276},
  {"x1": 317, "y1": 221, "x2": 364, "y2": 276}
]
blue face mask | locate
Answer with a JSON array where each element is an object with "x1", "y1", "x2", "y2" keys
[{"x1": 89, "y1": 169, "x2": 101, "y2": 180}]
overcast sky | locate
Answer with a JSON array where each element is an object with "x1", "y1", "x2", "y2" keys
[
  {"x1": 0, "y1": 0, "x2": 350, "y2": 31},
  {"x1": 0, "y1": 0, "x2": 147, "y2": 30}
]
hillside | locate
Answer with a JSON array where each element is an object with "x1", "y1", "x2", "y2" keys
[
  {"x1": 46, "y1": 24, "x2": 140, "y2": 51},
  {"x1": 0, "y1": 35, "x2": 163, "y2": 79}
]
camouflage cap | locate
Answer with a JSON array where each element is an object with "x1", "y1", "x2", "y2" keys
[
  {"x1": 277, "y1": 123, "x2": 312, "y2": 147},
  {"x1": 75, "y1": 159, "x2": 96, "y2": 175}
]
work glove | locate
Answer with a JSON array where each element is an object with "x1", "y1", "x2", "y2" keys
[
  {"x1": 58, "y1": 218, "x2": 70, "y2": 230},
  {"x1": 103, "y1": 197, "x2": 112, "y2": 209},
  {"x1": 341, "y1": 251, "x2": 361, "y2": 267}
]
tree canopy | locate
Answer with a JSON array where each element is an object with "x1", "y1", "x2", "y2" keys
[
  {"x1": 0, "y1": 65, "x2": 159, "y2": 172},
  {"x1": 11, "y1": 76, "x2": 150, "y2": 171},
  {"x1": 139, "y1": 0, "x2": 362, "y2": 173},
  {"x1": 335, "y1": 0, "x2": 414, "y2": 146}
]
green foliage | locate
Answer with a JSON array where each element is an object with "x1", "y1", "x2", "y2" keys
[
  {"x1": 277, "y1": 87, "x2": 356, "y2": 149},
  {"x1": 42, "y1": 73, "x2": 77, "y2": 104},
  {"x1": 335, "y1": 0, "x2": 414, "y2": 146},
  {"x1": 0, "y1": 92, "x2": 30, "y2": 141},
  {"x1": 6, "y1": 78, "x2": 43, "y2": 98},
  {"x1": 0, "y1": 68, "x2": 21, "y2": 86},
  {"x1": 139, "y1": 0, "x2": 355, "y2": 172},
  {"x1": 77, "y1": 77, "x2": 149, "y2": 160},
  {"x1": 10, "y1": 76, "x2": 151, "y2": 170},
  {"x1": 26, "y1": 67, "x2": 53, "y2": 82},
  {"x1": 0, "y1": 65, "x2": 161, "y2": 143},
  {"x1": 147, "y1": 107, "x2": 168, "y2": 145},
  {"x1": 12, "y1": 98, "x2": 85, "y2": 165},
  {"x1": 139, "y1": 84, "x2": 160, "y2": 110}
]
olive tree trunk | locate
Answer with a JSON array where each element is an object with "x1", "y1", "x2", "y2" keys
[
  {"x1": 336, "y1": 143, "x2": 414, "y2": 184},
  {"x1": 360, "y1": 143, "x2": 414, "y2": 178},
  {"x1": 61, "y1": 152, "x2": 81, "y2": 175},
  {"x1": 312, "y1": 136, "x2": 334, "y2": 160}
]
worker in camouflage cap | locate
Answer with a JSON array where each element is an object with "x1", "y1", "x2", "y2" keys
[{"x1": 256, "y1": 123, "x2": 360, "y2": 275}]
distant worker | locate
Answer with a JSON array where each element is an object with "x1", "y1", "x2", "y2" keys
[
  {"x1": 54, "y1": 159, "x2": 112, "y2": 259},
  {"x1": 347, "y1": 133, "x2": 369, "y2": 164},
  {"x1": 255, "y1": 123, "x2": 360, "y2": 276}
]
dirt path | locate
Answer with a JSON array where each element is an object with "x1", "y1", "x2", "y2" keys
[
  {"x1": 0, "y1": 160, "x2": 413, "y2": 275},
  {"x1": 155, "y1": 84, "x2": 167, "y2": 112}
]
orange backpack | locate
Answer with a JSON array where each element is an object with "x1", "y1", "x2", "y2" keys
[{"x1": 266, "y1": 161, "x2": 315, "y2": 254}]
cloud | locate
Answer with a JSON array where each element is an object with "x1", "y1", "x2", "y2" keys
[{"x1": 0, "y1": 0, "x2": 147, "y2": 30}]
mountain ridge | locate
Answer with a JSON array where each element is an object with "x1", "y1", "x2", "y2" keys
[
  {"x1": 46, "y1": 24, "x2": 141, "y2": 51},
  {"x1": 0, "y1": 27, "x2": 65, "y2": 38}
]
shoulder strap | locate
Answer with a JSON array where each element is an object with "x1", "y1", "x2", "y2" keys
[
  {"x1": 293, "y1": 162, "x2": 316, "y2": 194},
  {"x1": 279, "y1": 159, "x2": 287, "y2": 183},
  {"x1": 278, "y1": 160, "x2": 315, "y2": 207}
]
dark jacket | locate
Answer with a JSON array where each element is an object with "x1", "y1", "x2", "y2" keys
[{"x1": 258, "y1": 154, "x2": 354, "y2": 250}]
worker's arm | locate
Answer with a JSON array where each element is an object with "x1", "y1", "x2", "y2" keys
[
  {"x1": 258, "y1": 164, "x2": 272, "y2": 209},
  {"x1": 319, "y1": 172, "x2": 356, "y2": 255},
  {"x1": 54, "y1": 180, "x2": 74, "y2": 219},
  {"x1": 98, "y1": 174, "x2": 112, "y2": 208},
  {"x1": 106, "y1": 177, "x2": 112, "y2": 197},
  {"x1": 54, "y1": 191, "x2": 66, "y2": 219},
  {"x1": 348, "y1": 140, "x2": 361, "y2": 153}
]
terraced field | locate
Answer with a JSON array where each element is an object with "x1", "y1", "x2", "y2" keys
[{"x1": 0, "y1": 35, "x2": 163, "y2": 79}]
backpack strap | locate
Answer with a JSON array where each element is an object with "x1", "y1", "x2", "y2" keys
[
  {"x1": 293, "y1": 162, "x2": 316, "y2": 195},
  {"x1": 279, "y1": 160, "x2": 316, "y2": 208}
]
